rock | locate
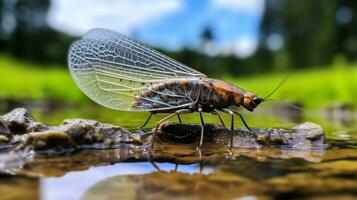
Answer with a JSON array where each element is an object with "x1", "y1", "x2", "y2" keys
[
  {"x1": 26, "y1": 122, "x2": 48, "y2": 133},
  {"x1": 20, "y1": 119, "x2": 135, "y2": 151},
  {"x1": 62, "y1": 119, "x2": 133, "y2": 144},
  {"x1": 256, "y1": 129, "x2": 290, "y2": 146},
  {"x1": 0, "y1": 108, "x2": 325, "y2": 156},
  {"x1": 149, "y1": 122, "x2": 326, "y2": 163},
  {"x1": 0, "y1": 120, "x2": 11, "y2": 137},
  {"x1": 158, "y1": 122, "x2": 260, "y2": 147},
  {"x1": 0, "y1": 108, "x2": 137, "y2": 150},
  {"x1": 0, "y1": 108, "x2": 47, "y2": 133},
  {"x1": 0, "y1": 135, "x2": 9, "y2": 143},
  {"x1": 254, "y1": 122, "x2": 324, "y2": 149},
  {"x1": 295, "y1": 122, "x2": 324, "y2": 140},
  {"x1": 157, "y1": 122, "x2": 324, "y2": 149},
  {"x1": 27, "y1": 131, "x2": 75, "y2": 150}
]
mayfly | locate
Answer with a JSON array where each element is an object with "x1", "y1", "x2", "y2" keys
[{"x1": 68, "y1": 28, "x2": 281, "y2": 149}]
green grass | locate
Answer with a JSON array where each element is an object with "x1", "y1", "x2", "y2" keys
[
  {"x1": 0, "y1": 54, "x2": 84, "y2": 102},
  {"x1": 1, "y1": 54, "x2": 356, "y2": 108},
  {"x1": 225, "y1": 63, "x2": 357, "y2": 108}
]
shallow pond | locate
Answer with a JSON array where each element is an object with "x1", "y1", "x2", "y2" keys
[{"x1": 0, "y1": 104, "x2": 357, "y2": 200}]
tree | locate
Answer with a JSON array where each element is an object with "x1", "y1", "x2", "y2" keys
[
  {"x1": 0, "y1": 0, "x2": 76, "y2": 64},
  {"x1": 260, "y1": 0, "x2": 342, "y2": 68}
]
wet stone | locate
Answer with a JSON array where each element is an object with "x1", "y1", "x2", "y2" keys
[
  {"x1": 0, "y1": 120, "x2": 11, "y2": 137},
  {"x1": 20, "y1": 119, "x2": 136, "y2": 151},
  {"x1": 0, "y1": 108, "x2": 138, "y2": 151},
  {"x1": 61, "y1": 119, "x2": 134, "y2": 145},
  {"x1": 158, "y1": 122, "x2": 324, "y2": 149},
  {"x1": 296, "y1": 122, "x2": 324, "y2": 140},
  {"x1": 26, "y1": 122, "x2": 48, "y2": 133},
  {"x1": 0, "y1": 107, "x2": 327, "y2": 164},
  {"x1": 158, "y1": 122, "x2": 203, "y2": 143},
  {"x1": 27, "y1": 131, "x2": 75, "y2": 150},
  {"x1": 0, "y1": 135, "x2": 9, "y2": 143},
  {"x1": 265, "y1": 129, "x2": 289, "y2": 145},
  {"x1": 0, "y1": 108, "x2": 48, "y2": 134}
]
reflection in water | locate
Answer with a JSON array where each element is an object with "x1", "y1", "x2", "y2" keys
[
  {"x1": 40, "y1": 162, "x2": 212, "y2": 200},
  {"x1": 33, "y1": 140, "x2": 357, "y2": 200},
  {"x1": 80, "y1": 171, "x2": 257, "y2": 200},
  {"x1": 0, "y1": 140, "x2": 355, "y2": 200},
  {"x1": 0, "y1": 176, "x2": 39, "y2": 200}
]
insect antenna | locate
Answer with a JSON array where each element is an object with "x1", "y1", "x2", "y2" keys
[
  {"x1": 263, "y1": 99, "x2": 304, "y2": 112},
  {"x1": 260, "y1": 73, "x2": 303, "y2": 112},
  {"x1": 263, "y1": 73, "x2": 290, "y2": 100}
]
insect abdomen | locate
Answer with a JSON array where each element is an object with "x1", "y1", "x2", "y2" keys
[{"x1": 131, "y1": 78, "x2": 200, "y2": 110}]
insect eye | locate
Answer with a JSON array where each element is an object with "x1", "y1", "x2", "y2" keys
[{"x1": 253, "y1": 97, "x2": 262, "y2": 105}]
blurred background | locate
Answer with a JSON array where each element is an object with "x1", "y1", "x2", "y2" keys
[{"x1": 0, "y1": 0, "x2": 356, "y2": 127}]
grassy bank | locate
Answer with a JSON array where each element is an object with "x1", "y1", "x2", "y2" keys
[
  {"x1": 1, "y1": 55, "x2": 356, "y2": 108},
  {"x1": 0, "y1": 55, "x2": 84, "y2": 102},
  {"x1": 226, "y1": 63, "x2": 357, "y2": 108}
]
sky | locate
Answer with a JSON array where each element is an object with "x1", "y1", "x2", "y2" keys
[
  {"x1": 48, "y1": 0, "x2": 265, "y2": 58},
  {"x1": 42, "y1": 162, "x2": 212, "y2": 200}
]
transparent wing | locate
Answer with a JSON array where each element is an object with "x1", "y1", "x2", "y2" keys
[{"x1": 68, "y1": 28, "x2": 206, "y2": 111}]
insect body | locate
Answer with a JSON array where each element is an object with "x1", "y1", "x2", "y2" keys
[
  {"x1": 68, "y1": 28, "x2": 264, "y2": 149},
  {"x1": 132, "y1": 78, "x2": 260, "y2": 113}
]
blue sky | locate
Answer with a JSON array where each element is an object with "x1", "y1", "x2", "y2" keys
[{"x1": 48, "y1": 0, "x2": 265, "y2": 58}]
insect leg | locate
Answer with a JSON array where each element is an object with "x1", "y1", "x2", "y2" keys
[
  {"x1": 230, "y1": 109, "x2": 252, "y2": 131},
  {"x1": 198, "y1": 107, "x2": 205, "y2": 148},
  {"x1": 177, "y1": 114, "x2": 182, "y2": 123},
  {"x1": 212, "y1": 109, "x2": 226, "y2": 128},
  {"x1": 220, "y1": 108, "x2": 234, "y2": 130},
  {"x1": 221, "y1": 108, "x2": 252, "y2": 131},
  {"x1": 138, "y1": 113, "x2": 153, "y2": 129},
  {"x1": 231, "y1": 115, "x2": 234, "y2": 130},
  {"x1": 220, "y1": 108, "x2": 252, "y2": 150},
  {"x1": 220, "y1": 109, "x2": 234, "y2": 150},
  {"x1": 151, "y1": 109, "x2": 192, "y2": 149},
  {"x1": 149, "y1": 159, "x2": 162, "y2": 172},
  {"x1": 199, "y1": 160, "x2": 204, "y2": 174}
]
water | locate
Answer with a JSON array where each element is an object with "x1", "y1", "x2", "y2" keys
[{"x1": 0, "y1": 105, "x2": 356, "y2": 200}]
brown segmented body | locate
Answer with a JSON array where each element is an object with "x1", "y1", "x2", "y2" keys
[{"x1": 132, "y1": 77, "x2": 245, "y2": 113}]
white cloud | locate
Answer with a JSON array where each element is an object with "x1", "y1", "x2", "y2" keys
[
  {"x1": 48, "y1": 0, "x2": 183, "y2": 35},
  {"x1": 230, "y1": 37, "x2": 258, "y2": 58},
  {"x1": 203, "y1": 37, "x2": 258, "y2": 58},
  {"x1": 212, "y1": 0, "x2": 265, "y2": 15}
]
